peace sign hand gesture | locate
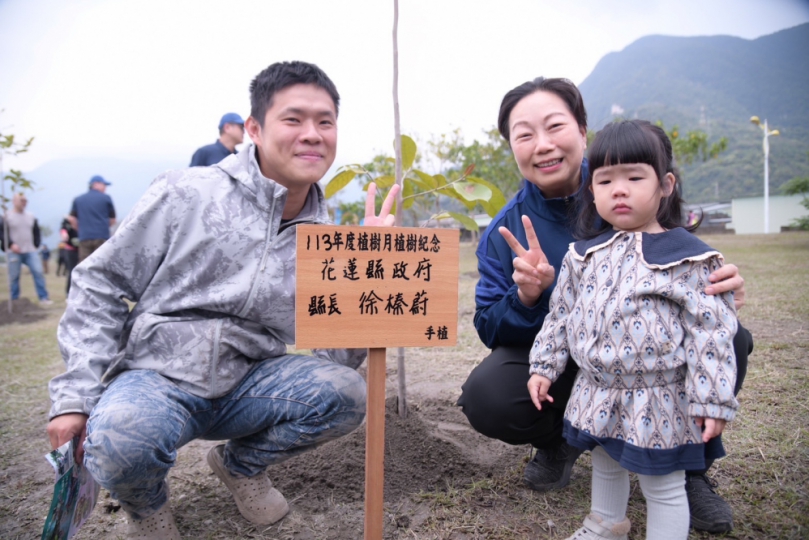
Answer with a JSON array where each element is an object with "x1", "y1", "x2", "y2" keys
[
  {"x1": 363, "y1": 182, "x2": 400, "y2": 227},
  {"x1": 499, "y1": 215, "x2": 555, "y2": 308}
]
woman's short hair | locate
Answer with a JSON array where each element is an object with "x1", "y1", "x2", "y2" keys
[{"x1": 497, "y1": 77, "x2": 587, "y2": 143}]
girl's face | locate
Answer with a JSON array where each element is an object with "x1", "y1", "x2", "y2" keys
[
  {"x1": 591, "y1": 163, "x2": 674, "y2": 233},
  {"x1": 509, "y1": 91, "x2": 587, "y2": 198}
]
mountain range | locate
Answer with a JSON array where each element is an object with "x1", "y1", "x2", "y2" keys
[{"x1": 579, "y1": 22, "x2": 809, "y2": 203}]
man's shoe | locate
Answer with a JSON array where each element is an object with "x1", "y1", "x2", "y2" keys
[
  {"x1": 207, "y1": 444, "x2": 289, "y2": 525},
  {"x1": 566, "y1": 513, "x2": 631, "y2": 540},
  {"x1": 39, "y1": 299, "x2": 53, "y2": 306},
  {"x1": 523, "y1": 441, "x2": 584, "y2": 492},
  {"x1": 125, "y1": 501, "x2": 180, "y2": 540},
  {"x1": 685, "y1": 472, "x2": 733, "y2": 533}
]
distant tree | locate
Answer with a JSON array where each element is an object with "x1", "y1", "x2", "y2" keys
[
  {"x1": 656, "y1": 122, "x2": 728, "y2": 166},
  {"x1": 781, "y1": 152, "x2": 809, "y2": 230},
  {"x1": 334, "y1": 200, "x2": 364, "y2": 225}
]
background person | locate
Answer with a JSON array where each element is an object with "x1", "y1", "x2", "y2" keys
[
  {"x1": 189, "y1": 112, "x2": 245, "y2": 166},
  {"x1": 46, "y1": 60, "x2": 398, "y2": 540},
  {"x1": 40, "y1": 243, "x2": 51, "y2": 274},
  {"x1": 68, "y1": 175, "x2": 116, "y2": 262},
  {"x1": 59, "y1": 218, "x2": 79, "y2": 293},
  {"x1": 456, "y1": 77, "x2": 752, "y2": 534},
  {"x1": 2, "y1": 192, "x2": 52, "y2": 305},
  {"x1": 56, "y1": 241, "x2": 67, "y2": 276}
]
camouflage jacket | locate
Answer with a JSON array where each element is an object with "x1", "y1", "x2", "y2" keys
[{"x1": 49, "y1": 143, "x2": 366, "y2": 419}]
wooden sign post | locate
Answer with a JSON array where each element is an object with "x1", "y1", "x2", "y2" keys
[{"x1": 296, "y1": 225, "x2": 459, "y2": 540}]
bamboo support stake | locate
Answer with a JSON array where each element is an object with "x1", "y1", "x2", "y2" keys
[{"x1": 392, "y1": 0, "x2": 408, "y2": 420}]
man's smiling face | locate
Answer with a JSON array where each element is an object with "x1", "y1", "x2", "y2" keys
[{"x1": 246, "y1": 83, "x2": 337, "y2": 192}]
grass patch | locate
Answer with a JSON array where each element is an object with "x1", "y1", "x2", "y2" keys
[{"x1": 1, "y1": 233, "x2": 807, "y2": 539}]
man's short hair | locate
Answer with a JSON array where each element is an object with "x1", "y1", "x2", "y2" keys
[{"x1": 249, "y1": 61, "x2": 340, "y2": 127}]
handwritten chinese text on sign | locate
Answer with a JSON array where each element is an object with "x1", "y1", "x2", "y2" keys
[{"x1": 295, "y1": 225, "x2": 459, "y2": 349}]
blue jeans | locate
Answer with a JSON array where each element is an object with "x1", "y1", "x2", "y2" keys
[
  {"x1": 84, "y1": 355, "x2": 367, "y2": 519},
  {"x1": 7, "y1": 251, "x2": 49, "y2": 300}
]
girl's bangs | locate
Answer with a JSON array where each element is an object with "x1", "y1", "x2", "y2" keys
[{"x1": 588, "y1": 122, "x2": 661, "y2": 172}]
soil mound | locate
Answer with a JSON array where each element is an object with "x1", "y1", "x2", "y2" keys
[
  {"x1": 0, "y1": 298, "x2": 50, "y2": 326},
  {"x1": 272, "y1": 396, "x2": 524, "y2": 511}
]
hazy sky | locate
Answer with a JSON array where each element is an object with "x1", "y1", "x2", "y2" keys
[{"x1": 1, "y1": 0, "x2": 807, "y2": 174}]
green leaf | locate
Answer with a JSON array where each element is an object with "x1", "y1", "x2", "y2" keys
[
  {"x1": 407, "y1": 175, "x2": 432, "y2": 192},
  {"x1": 402, "y1": 178, "x2": 416, "y2": 199},
  {"x1": 400, "y1": 135, "x2": 417, "y2": 171},
  {"x1": 413, "y1": 169, "x2": 437, "y2": 189},
  {"x1": 446, "y1": 211, "x2": 479, "y2": 231},
  {"x1": 343, "y1": 164, "x2": 368, "y2": 174},
  {"x1": 467, "y1": 176, "x2": 507, "y2": 211},
  {"x1": 453, "y1": 181, "x2": 492, "y2": 202},
  {"x1": 325, "y1": 170, "x2": 356, "y2": 199},
  {"x1": 479, "y1": 200, "x2": 500, "y2": 218},
  {"x1": 402, "y1": 178, "x2": 415, "y2": 208},
  {"x1": 434, "y1": 174, "x2": 448, "y2": 187},
  {"x1": 373, "y1": 175, "x2": 396, "y2": 189}
]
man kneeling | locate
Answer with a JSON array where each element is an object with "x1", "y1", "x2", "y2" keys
[{"x1": 46, "y1": 61, "x2": 393, "y2": 539}]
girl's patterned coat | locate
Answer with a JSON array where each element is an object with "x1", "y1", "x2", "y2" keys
[{"x1": 529, "y1": 228, "x2": 739, "y2": 475}]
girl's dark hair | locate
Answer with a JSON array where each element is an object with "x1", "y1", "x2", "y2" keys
[
  {"x1": 576, "y1": 119, "x2": 698, "y2": 239},
  {"x1": 497, "y1": 77, "x2": 587, "y2": 144}
]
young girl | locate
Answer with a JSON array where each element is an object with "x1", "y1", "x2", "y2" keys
[{"x1": 528, "y1": 120, "x2": 739, "y2": 540}]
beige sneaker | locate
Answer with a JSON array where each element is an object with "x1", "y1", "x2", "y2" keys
[
  {"x1": 125, "y1": 500, "x2": 180, "y2": 540},
  {"x1": 566, "y1": 513, "x2": 631, "y2": 540},
  {"x1": 207, "y1": 444, "x2": 289, "y2": 525}
]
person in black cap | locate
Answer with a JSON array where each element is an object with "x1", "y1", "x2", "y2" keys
[
  {"x1": 68, "y1": 175, "x2": 117, "y2": 262},
  {"x1": 189, "y1": 112, "x2": 245, "y2": 166}
]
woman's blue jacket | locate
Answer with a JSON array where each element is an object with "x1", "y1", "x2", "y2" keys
[{"x1": 473, "y1": 160, "x2": 589, "y2": 349}]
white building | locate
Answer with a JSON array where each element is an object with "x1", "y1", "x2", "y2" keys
[{"x1": 728, "y1": 194, "x2": 806, "y2": 234}]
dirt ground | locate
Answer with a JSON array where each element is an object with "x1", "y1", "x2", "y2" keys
[
  {"x1": 0, "y1": 298, "x2": 50, "y2": 326},
  {"x1": 2, "y1": 269, "x2": 542, "y2": 540},
  {"x1": 2, "y1": 234, "x2": 808, "y2": 539}
]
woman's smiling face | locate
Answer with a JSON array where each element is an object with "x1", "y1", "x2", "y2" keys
[{"x1": 508, "y1": 90, "x2": 587, "y2": 199}]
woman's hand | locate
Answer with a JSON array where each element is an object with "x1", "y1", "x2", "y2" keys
[
  {"x1": 499, "y1": 215, "x2": 555, "y2": 307},
  {"x1": 705, "y1": 263, "x2": 746, "y2": 310},
  {"x1": 694, "y1": 417, "x2": 726, "y2": 443},
  {"x1": 363, "y1": 182, "x2": 400, "y2": 227},
  {"x1": 528, "y1": 374, "x2": 554, "y2": 411}
]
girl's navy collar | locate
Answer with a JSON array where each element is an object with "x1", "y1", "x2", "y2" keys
[{"x1": 572, "y1": 227, "x2": 722, "y2": 268}]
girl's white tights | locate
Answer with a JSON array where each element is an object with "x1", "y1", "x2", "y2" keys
[{"x1": 590, "y1": 446, "x2": 689, "y2": 540}]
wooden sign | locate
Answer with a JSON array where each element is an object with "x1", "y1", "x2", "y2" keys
[
  {"x1": 295, "y1": 223, "x2": 460, "y2": 540},
  {"x1": 295, "y1": 225, "x2": 459, "y2": 349}
]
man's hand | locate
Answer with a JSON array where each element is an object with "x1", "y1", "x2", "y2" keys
[
  {"x1": 47, "y1": 413, "x2": 89, "y2": 464},
  {"x1": 363, "y1": 182, "x2": 400, "y2": 227},
  {"x1": 528, "y1": 374, "x2": 554, "y2": 411},
  {"x1": 499, "y1": 215, "x2": 555, "y2": 307},
  {"x1": 704, "y1": 263, "x2": 745, "y2": 310},
  {"x1": 10, "y1": 243, "x2": 21, "y2": 254},
  {"x1": 694, "y1": 417, "x2": 726, "y2": 443}
]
